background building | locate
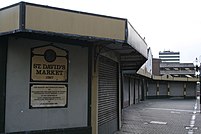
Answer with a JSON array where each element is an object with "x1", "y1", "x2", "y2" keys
[
  {"x1": 152, "y1": 58, "x2": 161, "y2": 76},
  {"x1": 156, "y1": 50, "x2": 195, "y2": 78},
  {"x1": 145, "y1": 51, "x2": 197, "y2": 99},
  {"x1": 160, "y1": 62, "x2": 195, "y2": 77},
  {"x1": 159, "y1": 50, "x2": 180, "y2": 63},
  {"x1": 139, "y1": 51, "x2": 197, "y2": 100}
]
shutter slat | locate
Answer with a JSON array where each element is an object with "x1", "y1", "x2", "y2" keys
[{"x1": 98, "y1": 56, "x2": 118, "y2": 126}]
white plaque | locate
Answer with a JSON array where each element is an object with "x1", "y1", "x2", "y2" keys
[{"x1": 30, "y1": 84, "x2": 67, "y2": 108}]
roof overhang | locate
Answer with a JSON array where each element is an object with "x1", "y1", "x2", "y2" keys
[{"x1": 0, "y1": 2, "x2": 147, "y2": 72}]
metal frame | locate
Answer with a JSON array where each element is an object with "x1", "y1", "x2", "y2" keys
[
  {"x1": 10, "y1": 126, "x2": 92, "y2": 134},
  {"x1": 0, "y1": 37, "x2": 8, "y2": 133},
  {"x1": 88, "y1": 46, "x2": 92, "y2": 126}
]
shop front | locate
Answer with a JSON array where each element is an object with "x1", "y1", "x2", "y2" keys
[{"x1": 0, "y1": 2, "x2": 147, "y2": 134}]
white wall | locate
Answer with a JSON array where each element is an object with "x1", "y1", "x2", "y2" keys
[{"x1": 5, "y1": 37, "x2": 88, "y2": 133}]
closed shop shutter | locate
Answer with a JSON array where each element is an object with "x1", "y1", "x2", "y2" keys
[
  {"x1": 186, "y1": 83, "x2": 196, "y2": 97},
  {"x1": 139, "y1": 80, "x2": 142, "y2": 101},
  {"x1": 123, "y1": 76, "x2": 129, "y2": 108},
  {"x1": 159, "y1": 82, "x2": 168, "y2": 96},
  {"x1": 135, "y1": 79, "x2": 139, "y2": 104},
  {"x1": 130, "y1": 78, "x2": 135, "y2": 105},
  {"x1": 98, "y1": 56, "x2": 118, "y2": 134},
  {"x1": 170, "y1": 82, "x2": 184, "y2": 96},
  {"x1": 147, "y1": 81, "x2": 157, "y2": 97}
]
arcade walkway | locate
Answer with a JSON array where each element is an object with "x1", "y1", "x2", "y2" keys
[{"x1": 115, "y1": 98, "x2": 201, "y2": 134}]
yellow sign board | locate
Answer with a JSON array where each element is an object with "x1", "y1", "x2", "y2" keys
[{"x1": 31, "y1": 45, "x2": 68, "y2": 82}]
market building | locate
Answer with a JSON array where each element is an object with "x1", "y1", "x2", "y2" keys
[
  {"x1": 122, "y1": 48, "x2": 152, "y2": 108},
  {"x1": 147, "y1": 58, "x2": 197, "y2": 99},
  {"x1": 0, "y1": 2, "x2": 147, "y2": 134}
]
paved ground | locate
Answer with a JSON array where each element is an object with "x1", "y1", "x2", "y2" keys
[{"x1": 115, "y1": 98, "x2": 201, "y2": 134}]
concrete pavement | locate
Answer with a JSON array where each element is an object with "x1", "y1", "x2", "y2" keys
[{"x1": 115, "y1": 98, "x2": 201, "y2": 134}]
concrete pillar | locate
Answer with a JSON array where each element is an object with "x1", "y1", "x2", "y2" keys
[
  {"x1": 168, "y1": 82, "x2": 170, "y2": 96},
  {"x1": 157, "y1": 81, "x2": 160, "y2": 96}
]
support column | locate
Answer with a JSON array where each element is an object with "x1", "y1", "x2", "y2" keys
[
  {"x1": 184, "y1": 83, "x2": 186, "y2": 98},
  {"x1": 168, "y1": 82, "x2": 170, "y2": 97},
  {"x1": 157, "y1": 81, "x2": 159, "y2": 97},
  {"x1": 91, "y1": 47, "x2": 98, "y2": 134},
  {"x1": 118, "y1": 63, "x2": 122, "y2": 130},
  {"x1": 199, "y1": 76, "x2": 201, "y2": 112}
]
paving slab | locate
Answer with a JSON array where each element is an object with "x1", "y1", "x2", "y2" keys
[{"x1": 115, "y1": 99, "x2": 201, "y2": 134}]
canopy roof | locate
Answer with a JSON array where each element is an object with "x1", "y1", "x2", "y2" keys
[{"x1": 0, "y1": 2, "x2": 147, "y2": 72}]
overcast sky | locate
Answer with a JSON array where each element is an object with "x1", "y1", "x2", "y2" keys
[{"x1": 1, "y1": 0, "x2": 201, "y2": 63}]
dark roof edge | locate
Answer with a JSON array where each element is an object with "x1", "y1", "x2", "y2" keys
[
  {"x1": 0, "y1": 29, "x2": 125, "y2": 44},
  {"x1": 0, "y1": 2, "x2": 20, "y2": 11}
]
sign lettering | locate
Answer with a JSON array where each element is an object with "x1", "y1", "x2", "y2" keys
[{"x1": 31, "y1": 46, "x2": 68, "y2": 82}]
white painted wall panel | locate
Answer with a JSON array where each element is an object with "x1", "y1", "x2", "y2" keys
[{"x1": 5, "y1": 38, "x2": 88, "y2": 133}]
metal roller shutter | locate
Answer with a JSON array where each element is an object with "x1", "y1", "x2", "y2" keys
[
  {"x1": 123, "y1": 76, "x2": 129, "y2": 108},
  {"x1": 170, "y1": 82, "x2": 184, "y2": 97},
  {"x1": 98, "y1": 56, "x2": 118, "y2": 134},
  {"x1": 186, "y1": 83, "x2": 196, "y2": 97},
  {"x1": 139, "y1": 80, "x2": 142, "y2": 101},
  {"x1": 159, "y1": 82, "x2": 168, "y2": 96},
  {"x1": 130, "y1": 78, "x2": 134, "y2": 105},
  {"x1": 147, "y1": 81, "x2": 157, "y2": 97},
  {"x1": 135, "y1": 79, "x2": 139, "y2": 104}
]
